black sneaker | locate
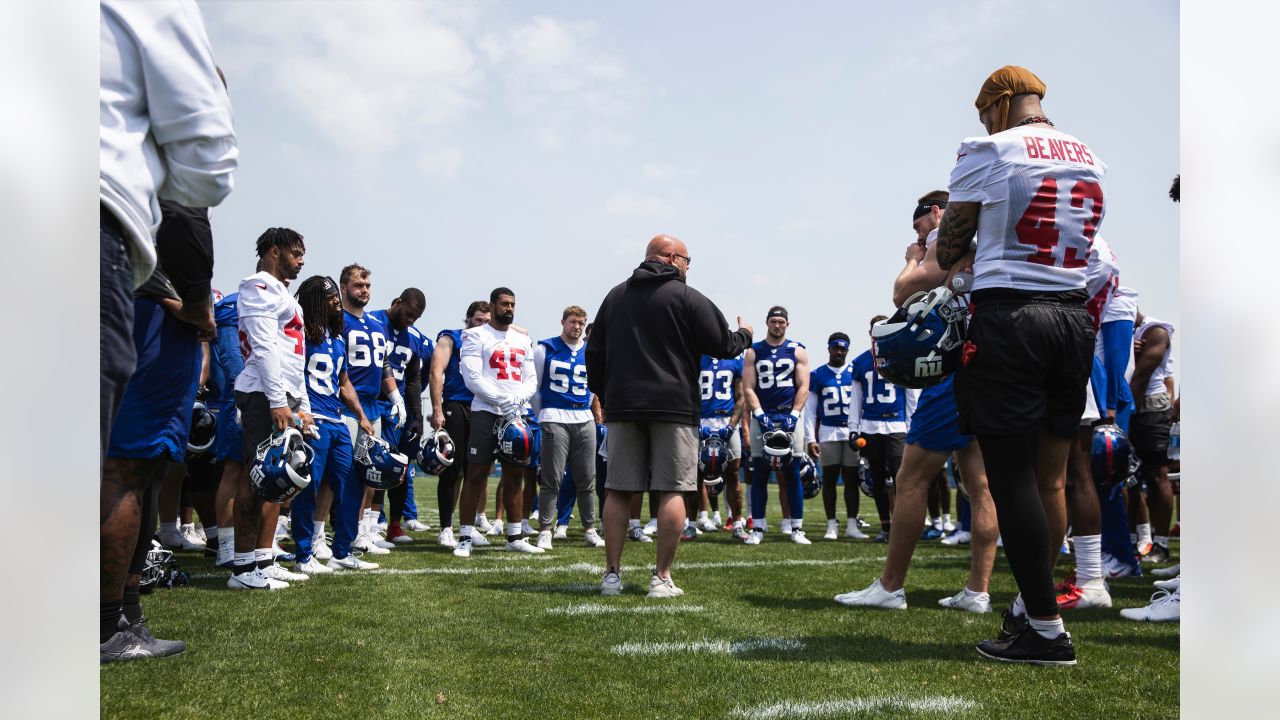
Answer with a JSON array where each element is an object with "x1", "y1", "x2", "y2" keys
[
  {"x1": 871, "y1": 530, "x2": 890, "y2": 544},
  {"x1": 1140, "y1": 544, "x2": 1171, "y2": 564},
  {"x1": 997, "y1": 608, "x2": 1030, "y2": 641},
  {"x1": 977, "y1": 626, "x2": 1076, "y2": 666},
  {"x1": 100, "y1": 619, "x2": 186, "y2": 664}
]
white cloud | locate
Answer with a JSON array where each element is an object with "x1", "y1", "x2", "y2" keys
[
  {"x1": 604, "y1": 191, "x2": 673, "y2": 219},
  {"x1": 417, "y1": 147, "x2": 464, "y2": 181}
]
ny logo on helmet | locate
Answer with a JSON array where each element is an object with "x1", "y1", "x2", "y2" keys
[
  {"x1": 915, "y1": 356, "x2": 942, "y2": 378},
  {"x1": 249, "y1": 465, "x2": 266, "y2": 484}
]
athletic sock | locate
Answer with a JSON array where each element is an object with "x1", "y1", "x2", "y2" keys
[
  {"x1": 460, "y1": 524, "x2": 475, "y2": 541},
  {"x1": 697, "y1": 510, "x2": 709, "y2": 522},
  {"x1": 1011, "y1": 594, "x2": 1027, "y2": 618},
  {"x1": 780, "y1": 519, "x2": 792, "y2": 533},
  {"x1": 205, "y1": 526, "x2": 219, "y2": 541},
  {"x1": 121, "y1": 586, "x2": 142, "y2": 624},
  {"x1": 314, "y1": 521, "x2": 325, "y2": 537},
  {"x1": 255, "y1": 548, "x2": 272, "y2": 570},
  {"x1": 943, "y1": 513, "x2": 952, "y2": 526},
  {"x1": 1137, "y1": 523, "x2": 1152, "y2": 547},
  {"x1": 790, "y1": 518, "x2": 802, "y2": 531},
  {"x1": 734, "y1": 518, "x2": 745, "y2": 529},
  {"x1": 628, "y1": 518, "x2": 641, "y2": 529},
  {"x1": 233, "y1": 551, "x2": 255, "y2": 574},
  {"x1": 1074, "y1": 534, "x2": 1103, "y2": 584},
  {"x1": 964, "y1": 586, "x2": 989, "y2": 601},
  {"x1": 1028, "y1": 616, "x2": 1065, "y2": 640},
  {"x1": 101, "y1": 600, "x2": 123, "y2": 643},
  {"x1": 507, "y1": 521, "x2": 522, "y2": 539},
  {"x1": 219, "y1": 529, "x2": 235, "y2": 554}
]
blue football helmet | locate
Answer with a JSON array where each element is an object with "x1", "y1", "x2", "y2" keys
[
  {"x1": 353, "y1": 431, "x2": 409, "y2": 489},
  {"x1": 397, "y1": 426, "x2": 424, "y2": 465},
  {"x1": 797, "y1": 455, "x2": 821, "y2": 499},
  {"x1": 187, "y1": 400, "x2": 217, "y2": 458},
  {"x1": 699, "y1": 434, "x2": 730, "y2": 482},
  {"x1": 1090, "y1": 423, "x2": 1135, "y2": 489},
  {"x1": 495, "y1": 414, "x2": 534, "y2": 466},
  {"x1": 857, "y1": 456, "x2": 874, "y2": 498},
  {"x1": 871, "y1": 286, "x2": 969, "y2": 389},
  {"x1": 762, "y1": 423, "x2": 794, "y2": 470},
  {"x1": 249, "y1": 427, "x2": 314, "y2": 503},
  {"x1": 417, "y1": 428, "x2": 456, "y2": 476}
]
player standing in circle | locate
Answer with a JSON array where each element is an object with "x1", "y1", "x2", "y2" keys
[
  {"x1": 936, "y1": 66, "x2": 1106, "y2": 665},
  {"x1": 742, "y1": 306, "x2": 811, "y2": 545},
  {"x1": 1130, "y1": 309, "x2": 1176, "y2": 564},
  {"x1": 429, "y1": 301, "x2": 491, "y2": 548},
  {"x1": 804, "y1": 332, "x2": 866, "y2": 540},
  {"x1": 455, "y1": 287, "x2": 541, "y2": 557},
  {"x1": 698, "y1": 352, "x2": 748, "y2": 538},
  {"x1": 230, "y1": 228, "x2": 313, "y2": 590}
]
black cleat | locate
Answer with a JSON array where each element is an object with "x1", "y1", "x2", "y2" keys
[
  {"x1": 100, "y1": 618, "x2": 186, "y2": 664},
  {"x1": 871, "y1": 530, "x2": 890, "y2": 544},
  {"x1": 997, "y1": 608, "x2": 1030, "y2": 641},
  {"x1": 977, "y1": 626, "x2": 1077, "y2": 666},
  {"x1": 1140, "y1": 544, "x2": 1171, "y2": 564}
]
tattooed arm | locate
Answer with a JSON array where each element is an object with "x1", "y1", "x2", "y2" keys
[{"x1": 934, "y1": 201, "x2": 981, "y2": 270}]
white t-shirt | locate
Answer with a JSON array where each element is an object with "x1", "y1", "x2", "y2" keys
[
  {"x1": 1085, "y1": 235, "x2": 1120, "y2": 329},
  {"x1": 948, "y1": 125, "x2": 1108, "y2": 293},
  {"x1": 460, "y1": 323, "x2": 537, "y2": 415},
  {"x1": 234, "y1": 271, "x2": 308, "y2": 411},
  {"x1": 1135, "y1": 317, "x2": 1176, "y2": 399},
  {"x1": 1103, "y1": 284, "x2": 1139, "y2": 325}
]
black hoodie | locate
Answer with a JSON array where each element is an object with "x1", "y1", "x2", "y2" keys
[{"x1": 586, "y1": 260, "x2": 752, "y2": 425}]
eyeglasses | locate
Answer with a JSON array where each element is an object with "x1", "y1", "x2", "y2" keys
[{"x1": 670, "y1": 252, "x2": 692, "y2": 267}]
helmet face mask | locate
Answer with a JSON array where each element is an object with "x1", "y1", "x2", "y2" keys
[
  {"x1": 354, "y1": 431, "x2": 409, "y2": 489},
  {"x1": 871, "y1": 286, "x2": 969, "y2": 389},
  {"x1": 699, "y1": 435, "x2": 728, "y2": 481},
  {"x1": 762, "y1": 426, "x2": 794, "y2": 470},
  {"x1": 797, "y1": 456, "x2": 821, "y2": 499},
  {"x1": 250, "y1": 427, "x2": 314, "y2": 503},
  {"x1": 418, "y1": 428, "x2": 456, "y2": 475},
  {"x1": 187, "y1": 401, "x2": 217, "y2": 457}
]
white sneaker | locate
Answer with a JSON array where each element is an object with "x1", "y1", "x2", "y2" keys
[
  {"x1": 712, "y1": 512, "x2": 723, "y2": 526},
  {"x1": 521, "y1": 520, "x2": 535, "y2": 536},
  {"x1": 1060, "y1": 581, "x2": 1113, "y2": 610},
  {"x1": 937, "y1": 589, "x2": 992, "y2": 613},
  {"x1": 437, "y1": 527, "x2": 458, "y2": 549},
  {"x1": 485, "y1": 523, "x2": 503, "y2": 536},
  {"x1": 529, "y1": 510, "x2": 540, "y2": 522},
  {"x1": 844, "y1": 521, "x2": 869, "y2": 540},
  {"x1": 1103, "y1": 553, "x2": 1136, "y2": 578},
  {"x1": 601, "y1": 571, "x2": 623, "y2": 596},
  {"x1": 1120, "y1": 588, "x2": 1180, "y2": 622},
  {"x1": 642, "y1": 519, "x2": 658, "y2": 536},
  {"x1": 327, "y1": 554, "x2": 379, "y2": 571},
  {"x1": 370, "y1": 533, "x2": 395, "y2": 550},
  {"x1": 505, "y1": 538, "x2": 545, "y2": 554},
  {"x1": 1153, "y1": 576, "x2": 1180, "y2": 592},
  {"x1": 744, "y1": 529, "x2": 763, "y2": 545},
  {"x1": 312, "y1": 533, "x2": 333, "y2": 561},
  {"x1": 191, "y1": 522, "x2": 208, "y2": 543},
  {"x1": 275, "y1": 515, "x2": 290, "y2": 539},
  {"x1": 475, "y1": 515, "x2": 494, "y2": 533},
  {"x1": 942, "y1": 519, "x2": 957, "y2": 534},
  {"x1": 405, "y1": 519, "x2": 430, "y2": 532},
  {"x1": 647, "y1": 571, "x2": 684, "y2": 598},
  {"x1": 453, "y1": 539, "x2": 473, "y2": 558},
  {"x1": 158, "y1": 526, "x2": 203, "y2": 552},
  {"x1": 940, "y1": 530, "x2": 972, "y2": 546},
  {"x1": 1151, "y1": 563, "x2": 1181, "y2": 578},
  {"x1": 180, "y1": 523, "x2": 206, "y2": 548},
  {"x1": 263, "y1": 563, "x2": 309, "y2": 582},
  {"x1": 296, "y1": 557, "x2": 333, "y2": 574},
  {"x1": 834, "y1": 579, "x2": 906, "y2": 609},
  {"x1": 553, "y1": 525, "x2": 569, "y2": 540},
  {"x1": 227, "y1": 568, "x2": 288, "y2": 590},
  {"x1": 470, "y1": 530, "x2": 491, "y2": 547},
  {"x1": 583, "y1": 528, "x2": 606, "y2": 547},
  {"x1": 697, "y1": 517, "x2": 719, "y2": 533},
  {"x1": 627, "y1": 526, "x2": 652, "y2": 543},
  {"x1": 355, "y1": 534, "x2": 391, "y2": 555},
  {"x1": 537, "y1": 530, "x2": 554, "y2": 550},
  {"x1": 790, "y1": 530, "x2": 812, "y2": 545}
]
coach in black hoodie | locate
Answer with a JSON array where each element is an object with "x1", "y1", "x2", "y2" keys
[{"x1": 587, "y1": 234, "x2": 752, "y2": 598}]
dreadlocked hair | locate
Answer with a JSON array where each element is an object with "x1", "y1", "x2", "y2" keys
[
  {"x1": 295, "y1": 275, "x2": 342, "y2": 345},
  {"x1": 256, "y1": 227, "x2": 304, "y2": 258},
  {"x1": 1169, "y1": 175, "x2": 1179, "y2": 202}
]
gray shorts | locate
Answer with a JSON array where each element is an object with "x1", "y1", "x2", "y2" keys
[
  {"x1": 605, "y1": 421, "x2": 698, "y2": 493},
  {"x1": 819, "y1": 440, "x2": 858, "y2": 468},
  {"x1": 749, "y1": 416, "x2": 805, "y2": 458}
]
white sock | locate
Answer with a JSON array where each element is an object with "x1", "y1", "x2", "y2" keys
[
  {"x1": 628, "y1": 518, "x2": 641, "y2": 529},
  {"x1": 275, "y1": 515, "x2": 288, "y2": 530},
  {"x1": 160, "y1": 522, "x2": 178, "y2": 535},
  {"x1": 712, "y1": 511, "x2": 722, "y2": 524},
  {"x1": 233, "y1": 550, "x2": 254, "y2": 569},
  {"x1": 1011, "y1": 594, "x2": 1027, "y2": 617},
  {"x1": 314, "y1": 521, "x2": 325, "y2": 537},
  {"x1": 943, "y1": 513, "x2": 952, "y2": 525},
  {"x1": 1153, "y1": 535, "x2": 1169, "y2": 549},
  {"x1": 1074, "y1": 534, "x2": 1103, "y2": 583},
  {"x1": 828, "y1": 518, "x2": 839, "y2": 528},
  {"x1": 790, "y1": 518, "x2": 802, "y2": 531},
  {"x1": 1137, "y1": 523, "x2": 1152, "y2": 546},
  {"x1": 1028, "y1": 617, "x2": 1065, "y2": 640},
  {"x1": 964, "y1": 586, "x2": 989, "y2": 600},
  {"x1": 507, "y1": 521, "x2": 522, "y2": 537},
  {"x1": 931, "y1": 516, "x2": 942, "y2": 530},
  {"x1": 219, "y1": 530, "x2": 235, "y2": 553},
  {"x1": 255, "y1": 548, "x2": 272, "y2": 563},
  {"x1": 460, "y1": 524, "x2": 475, "y2": 541},
  {"x1": 686, "y1": 519, "x2": 696, "y2": 529},
  {"x1": 697, "y1": 510, "x2": 709, "y2": 521},
  {"x1": 734, "y1": 518, "x2": 745, "y2": 529},
  {"x1": 475, "y1": 513, "x2": 486, "y2": 525},
  {"x1": 781, "y1": 519, "x2": 792, "y2": 533},
  {"x1": 205, "y1": 526, "x2": 219, "y2": 540}
]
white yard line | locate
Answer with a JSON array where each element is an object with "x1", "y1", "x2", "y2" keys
[
  {"x1": 731, "y1": 696, "x2": 979, "y2": 720},
  {"x1": 611, "y1": 638, "x2": 804, "y2": 656},
  {"x1": 547, "y1": 603, "x2": 706, "y2": 616}
]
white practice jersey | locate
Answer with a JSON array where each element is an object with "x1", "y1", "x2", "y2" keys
[
  {"x1": 234, "y1": 271, "x2": 308, "y2": 410},
  {"x1": 948, "y1": 125, "x2": 1108, "y2": 292},
  {"x1": 1103, "y1": 285, "x2": 1139, "y2": 325},
  {"x1": 1085, "y1": 235, "x2": 1120, "y2": 330},
  {"x1": 1135, "y1": 317, "x2": 1175, "y2": 398},
  {"x1": 459, "y1": 323, "x2": 537, "y2": 415}
]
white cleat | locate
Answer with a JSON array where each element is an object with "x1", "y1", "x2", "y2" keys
[
  {"x1": 327, "y1": 554, "x2": 379, "y2": 571},
  {"x1": 646, "y1": 571, "x2": 684, "y2": 598},
  {"x1": 744, "y1": 529, "x2": 763, "y2": 545},
  {"x1": 1153, "y1": 576, "x2": 1180, "y2": 592},
  {"x1": 642, "y1": 519, "x2": 658, "y2": 536},
  {"x1": 938, "y1": 589, "x2": 992, "y2": 613},
  {"x1": 158, "y1": 526, "x2": 203, "y2": 552},
  {"x1": 521, "y1": 520, "x2": 535, "y2": 536},
  {"x1": 354, "y1": 534, "x2": 390, "y2": 555},
  {"x1": 437, "y1": 527, "x2": 458, "y2": 549},
  {"x1": 505, "y1": 538, "x2": 545, "y2": 554},
  {"x1": 263, "y1": 563, "x2": 308, "y2": 582},
  {"x1": 1150, "y1": 563, "x2": 1180, "y2": 578},
  {"x1": 469, "y1": 530, "x2": 491, "y2": 547},
  {"x1": 536, "y1": 530, "x2": 554, "y2": 551},
  {"x1": 227, "y1": 568, "x2": 288, "y2": 590},
  {"x1": 404, "y1": 519, "x2": 430, "y2": 532},
  {"x1": 696, "y1": 517, "x2": 719, "y2": 533},
  {"x1": 312, "y1": 533, "x2": 334, "y2": 561},
  {"x1": 181, "y1": 523, "x2": 207, "y2": 547},
  {"x1": 834, "y1": 579, "x2": 907, "y2": 609},
  {"x1": 583, "y1": 528, "x2": 606, "y2": 547},
  {"x1": 1120, "y1": 588, "x2": 1180, "y2": 622},
  {"x1": 790, "y1": 530, "x2": 812, "y2": 545},
  {"x1": 940, "y1": 530, "x2": 972, "y2": 546},
  {"x1": 474, "y1": 515, "x2": 494, "y2": 533},
  {"x1": 942, "y1": 519, "x2": 957, "y2": 534},
  {"x1": 553, "y1": 525, "x2": 569, "y2": 540},
  {"x1": 296, "y1": 557, "x2": 333, "y2": 575},
  {"x1": 627, "y1": 526, "x2": 652, "y2": 543},
  {"x1": 601, "y1": 571, "x2": 623, "y2": 596},
  {"x1": 844, "y1": 521, "x2": 869, "y2": 540},
  {"x1": 370, "y1": 532, "x2": 395, "y2": 550},
  {"x1": 452, "y1": 539, "x2": 473, "y2": 558}
]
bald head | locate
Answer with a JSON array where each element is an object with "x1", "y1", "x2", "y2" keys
[{"x1": 645, "y1": 234, "x2": 687, "y2": 261}]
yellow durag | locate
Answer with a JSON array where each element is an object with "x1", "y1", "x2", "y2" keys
[{"x1": 974, "y1": 66, "x2": 1046, "y2": 133}]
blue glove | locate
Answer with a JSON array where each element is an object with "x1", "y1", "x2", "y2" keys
[
  {"x1": 779, "y1": 413, "x2": 798, "y2": 432},
  {"x1": 755, "y1": 412, "x2": 774, "y2": 431}
]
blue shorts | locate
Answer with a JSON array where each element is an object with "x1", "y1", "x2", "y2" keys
[
  {"x1": 528, "y1": 422, "x2": 543, "y2": 469},
  {"x1": 107, "y1": 297, "x2": 201, "y2": 462},
  {"x1": 214, "y1": 400, "x2": 244, "y2": 463},
  {"x1": 905, "y1": 375, "x2": 970, "y2": 453}
]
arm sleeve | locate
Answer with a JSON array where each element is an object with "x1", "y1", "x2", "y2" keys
[
  {"x1": 297, "y1": 387, "x2": 311, "y2": 415},
  {"x1": 803, "y1": 389, "x2": 818, "y2": 444},
  {"x1": 530, "y1": 344, "x2": 547, "y2": 414},
  {"x1": 519, "y1": 345, "x2": 538, "y2": 404},
  {"x1": 405, "y1": 355, "x2": 423, "y2": 419},
  {"x1": 905, "y1": 387, "x2": 920, "y2": 422},
  {"x1": 241, "y1": 314, "x2": 286, "y2": 407},
  {"x1": 846, "y1": 381, "x2": 865, "y2": 434},
  {"x1": 946, "y1": 138, "x2": 998, "y2": 204},
  {"x1": 213, "y1": 324, "x2": 244, "y2": 393},
  {"x1": 459, "y1": 333, "x2": 508, "y2": 405},
  {"x1": 689, "y1": 288, "x2": 752, "y2": 360}
]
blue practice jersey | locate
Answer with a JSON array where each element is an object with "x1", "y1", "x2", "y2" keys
[
  {"x1": 367, "y1": 309, "x2": 431, "y2": 396},
  {"x1": 850, "y1": 350, "x2": 908, "y2": 421},
  {"x1": 750, "y1": 339, "x2": 805, "y2": 414},
  {"x1": 810, "y1": 363, "x2": 855, "y2": 427},
  {"x1": 438, "y1": 328, "x2": 474, "y2": 403},
  {"x1": 699, "y1": 354, "x2": 742, "y2": 418},
  {"x1": 343, "y1": 309, "x2": 389, "y2": 400},
  {"x1": 538, "y1": 336, "x2": 592, "y2": 410},
  {"x1": 305, "y1": 334, "x2": 348, "y2": 421},
  {"x1": 210, "y1": 292, "x2": 242, "y2": 412}
]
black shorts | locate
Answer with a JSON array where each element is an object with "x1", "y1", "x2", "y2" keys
[
  {"x1": 955, "y1": 289, "x2": 1095, "y2": 439},
  {"x1": 1129, "y1": 409, "x2": 1172, "y2": 466},
  {"x1": 862, "y1": 433, "x2": 905, "y2": 484},
  {"x1": 235, "y1": 391, "x2": 274, "y2": 465},
  {"x1": 467, "y1": 409, "x2": 501, "y2": 467},
  {"x1": 441, "y1": 400, "x2": 472, "y2": 482}
]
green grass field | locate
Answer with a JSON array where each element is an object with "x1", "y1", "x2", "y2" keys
[{"x1": 101, "y1": 488, "x2": 1179, "y2": 719}]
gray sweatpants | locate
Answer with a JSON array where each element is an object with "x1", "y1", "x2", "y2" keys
[{"x1": 539, "y1": 420, "x2": 598, "y2": 531}]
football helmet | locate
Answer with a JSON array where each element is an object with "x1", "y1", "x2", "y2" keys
[
  {"x1": 797, "y1": 455, "x2": 821, "y2": 499},
  {"x1": 871, "y1": 286, "x2": 969, "y2": 389},
  {"x1": 418, "y1": 428, "x2": 456, "y2": 476},
  {"x1": 397, "y1": 426, "x2": 424, "y2": 465},
  {"x1": 249, "y1": 427, "x2": 314, "y2": 503},
  {"x1": 139, "y1": 540, "x2": 173, "y2": 594},
  {"x1": 495, "y1": 414, "x2": 534, "y2": 466},
  {"x1": 353, "y1": 431, "x2": 409, "y2": 489},
  {"x1": 857, "y1": 457, "x2": 874, "y2": 498},
  {"x1": 699, "y1": 431, "x2": 731, "y2": 482},
  {"x1": 762, "y1": 423, "x2": 794, "y2": 470},
  {"x1": 187, "y1": 400, "x2": 217, "y2": 458},
  {"x1": 1090, "y1": 423, "x2": 1135, "y2": 489}
]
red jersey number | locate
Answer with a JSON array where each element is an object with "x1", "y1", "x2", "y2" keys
[
  {"x1": 284, "y1": 313, "x2": 305, "y2": 355},
  {"x1": 488, "y1": 347, "x2": 525, "y2": 381},
  {"x1": 1017, "y1": 176, "x2": 1103, "y2": 269}
]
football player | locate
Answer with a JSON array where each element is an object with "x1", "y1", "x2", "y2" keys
[
  {"x1": 698, "y1": 351, "x2": 747, "y2": 538},
  {"x1": 935, "y1": 66, "x2": 1106, "y2": 664},
  {"x1": 429, "y1": 301, "x2": 491, "y2": 548},
  {"x1": 368, "y1": 289, "x2": 430, "y2": 544},
  {"x1": 454, "y1": 287, "x2": 542, "y2": 557},
  {"x1": 742, "y1": 306, "x2": 811, "y2": 545},
  {"x1": 803, "y1": 332, "x2": 866, "y2": 540},
  {"x1": 836, "y1": 192, "x2": 999, "y2": 618},
  {"x1": 210, "y1": 290, "x2": 243, "y2": 567},
  {"x1": 1129, "y1": 310, "x2": 1176, "y2": 564}
]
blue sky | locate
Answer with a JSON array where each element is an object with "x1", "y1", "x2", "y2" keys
[{"x1": 202, "y1": 0, "x2": 1179, "y2": 358}]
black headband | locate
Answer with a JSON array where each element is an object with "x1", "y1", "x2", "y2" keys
[
  {"x1": 321, "y1": 276, "x2": 339, "y2": 297},
  {"x1": 767, "y1": 308, "x2": 788, "y2": 321},
  {"x1": 913, "y1": 201, "x2": 947, "y2": 221}
]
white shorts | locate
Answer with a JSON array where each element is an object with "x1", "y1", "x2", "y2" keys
[
  {"x1": 1080, "y1": 380, "x2": 1100, "y2": 425},
  {"x1": 749, "y1": 416, "x2": 805, "y2": 459}
]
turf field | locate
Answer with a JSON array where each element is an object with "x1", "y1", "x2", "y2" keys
[{"x1": 101, "y1": 487, "x2": 1180, "y2": 719}]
